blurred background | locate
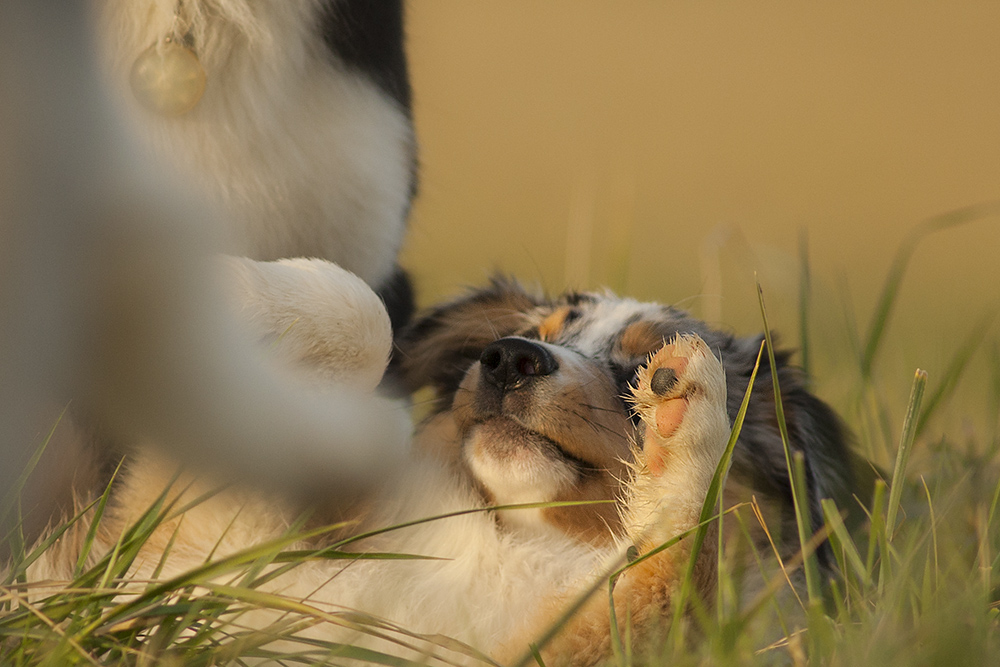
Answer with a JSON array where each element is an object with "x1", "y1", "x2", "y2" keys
[{"x1": 401, "y1": 2, "x2": 1000, "y2": 454}]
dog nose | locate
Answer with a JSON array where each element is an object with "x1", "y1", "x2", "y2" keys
[{"x1": 480, "y1": 338, "x2": 559, "y2": 391}]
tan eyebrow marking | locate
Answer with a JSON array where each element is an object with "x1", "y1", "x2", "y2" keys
[
  {"x1": 538, "y1": 307, "x2": 572, "y2": 341},
  {"x1": 619, "y1": 321, "x2": 665, "y2": 358}
]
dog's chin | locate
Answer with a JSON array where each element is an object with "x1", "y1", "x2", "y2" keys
[{"x1": 463, "y1": 418, "x2": 580, "y2": 508}]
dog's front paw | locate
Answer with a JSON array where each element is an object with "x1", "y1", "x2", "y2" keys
[
  {"x1": 624, "y1": 334, "x2": 730, "y2": 541},
  {"x1": 631, "y1": 334, "x2": 729, "y2": 476}
]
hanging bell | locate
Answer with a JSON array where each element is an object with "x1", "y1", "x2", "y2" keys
[{"x1": 130, "y1": 40, "x2": 207, "y2": 116}]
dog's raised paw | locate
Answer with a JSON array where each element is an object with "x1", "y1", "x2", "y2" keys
[{"x1": 630, "y1": 334, "x2": 728, "y2": 477}]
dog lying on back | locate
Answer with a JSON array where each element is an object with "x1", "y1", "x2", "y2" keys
[{"x1": 29, "y1": 259, "x2": 855, "y2": 665}]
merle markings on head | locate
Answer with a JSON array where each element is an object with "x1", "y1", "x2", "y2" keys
[{"x1": 392, "y1": 277, "x2": 856, "y2": 553}]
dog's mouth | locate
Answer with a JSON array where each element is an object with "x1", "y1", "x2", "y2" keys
[
  {"x1": 462, "y1": 416, "x2": 589, "y2": 505},
  {"x1": 469, "y1": 416, "x2": 603, "y2": 474},
  {"x1": 443, "y1": 349, "x2": 636, "y2": 537},
  {"x1": 444, "y1": 344, "x2": 636, "y2": 510}
]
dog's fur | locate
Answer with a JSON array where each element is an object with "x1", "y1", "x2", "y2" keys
[
  {"x1": 94, "y1": 0, "x2": 418, "y2": 324},
  {"x1": 28, "y1": 260, "x2": 854, "y2": 664},
  {"x1": 1, "y1": 0, "x2": 416, "y2": 531},
  {"x1": 393, "y1": 279, "x2": 858, "y2": 548}
]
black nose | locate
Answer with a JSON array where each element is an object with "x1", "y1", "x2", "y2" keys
[{"x1": 480, "y1": 337, "x2": 559, "y2": 392}]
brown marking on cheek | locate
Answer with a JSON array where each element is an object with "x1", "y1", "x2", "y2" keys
[
  {"x1": 543, "y1": 472, "x2": 624, "y2": 545},
  {"x1": 538, "y1": 307, "x2": 572, "y2": 341},
  {"x1": 619, "y1": 321, "x2": 666, "y2": 358},
  {"x1": 532, "y1": 369, "x2": 634, "y2": 473}
]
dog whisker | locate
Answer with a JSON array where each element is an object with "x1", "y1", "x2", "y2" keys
[
  {"x1": 558, "y1": 406, "x2": 628, "y2": 441},
  {"x1": 578, "y1": 403, "x2": 621, "y2": 414}
]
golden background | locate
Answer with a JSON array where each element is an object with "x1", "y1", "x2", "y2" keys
[{"x1": 401, "y1": 3, "x2": 1000, "y2": 438}]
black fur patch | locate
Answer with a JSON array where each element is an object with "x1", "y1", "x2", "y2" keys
[
  {"x1": 319, "y1": 0, "x2": 412, "y2": 113},
  {"x1": 375, "y1": 264, "x2": 415, "y2": 337}
]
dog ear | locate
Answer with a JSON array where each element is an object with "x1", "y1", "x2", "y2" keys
[
  {"x1": 713, "y1": 333, "x2": 859, "y2": 561},
  {"x1": 390, "y1": 276, "x2": 543, "y2": 397}
]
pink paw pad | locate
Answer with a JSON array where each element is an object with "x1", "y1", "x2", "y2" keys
[{"x1": 633, "y1": 343, "x2": 692, "y2": 475}]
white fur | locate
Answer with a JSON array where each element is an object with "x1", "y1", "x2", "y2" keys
[
  {"x1": 565, "y1": 297, "x2": 666, "y2": 354},
  {"x1": 96, "y1": 0, "x2": 415, "y2": 286},
  {"x1": 464, "y1": 428, "x2": 578, "y2": 505},
  {"x1": 88, "y1": 455, "x2": 607, "y2": 662},
  {"x1": 625, "y1": 335, "x2": 732, "y2": 546},
  {"x1": 222, "y1": 256, "x2": 393, "y2": 389}
]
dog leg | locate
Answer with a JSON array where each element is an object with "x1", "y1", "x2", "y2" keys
[
  {"x1": 506, "y1": 334, "x2": 730, "y2": 666},
  {"x1": 624, "y1": 334, "x2": 731, "y2": 546}
]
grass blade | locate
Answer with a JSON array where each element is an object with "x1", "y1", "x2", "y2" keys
[
  {"x1": 755, "y1": 277, "x2": 822, "y2": 606},
  {"x1": 861, "y1": 201, "x2": 1000, "y2": 379},
  {"x1": 0, "y1": 406, "x2": 68, "y2": 537},
  {"x1": 3, "y1": 497, "x2": 100, "y2": 586},
  {"x1": 915, "y1": 316, "x2": 993, "y2": 438},
  {"x1": 820, "y1": 498, "x2": 869, "y2": 589},
  {"x1": 332, "y1": 499, "x2": 612, "y2": 551},
  {"x1": 74, "y1": 457, "x2": 125, "y2": 577},
  {"x1": 886, "y1": 369, "x2": 928, "y2": 542},
  {"x1": 864, "y1": 480, "x2": 887, "y2": 577},
  {"x1": 529, "y1": 644, "x2": 547, "y2": 667}
]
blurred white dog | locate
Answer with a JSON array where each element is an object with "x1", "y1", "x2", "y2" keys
[{"x1": 0, "y1": 0, "x2": 416, "y2": 529}]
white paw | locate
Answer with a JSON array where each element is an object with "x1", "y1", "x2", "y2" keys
[
  {"x1": 220, "y1": 256, "x2": 393, "y2": 391},
  {"x1": 624, "y1": 334, "x2": 730, "y2": 541},
  {"x1": 631, "y1": 334, "x2": 729, "y2": 476}
]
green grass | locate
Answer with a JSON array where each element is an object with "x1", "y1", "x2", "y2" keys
[{"x1": 3, "y1": 210, "x2": 1000, "y2": 665}]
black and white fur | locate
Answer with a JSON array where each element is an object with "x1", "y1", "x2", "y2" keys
[{"x1": 96, "y1": 0, "x2": 418, "y2": 327}]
